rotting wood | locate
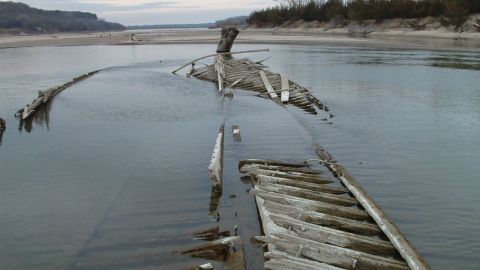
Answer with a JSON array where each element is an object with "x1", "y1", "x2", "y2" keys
[
  {"x1": 256, "y1": 184, "x2": 358, "y2": 207},
  {"x1": 280, "y1": 74, "x2": 290, "y2": 103},
  {"x1": 208, "y1": 124, "x2": 225, "y2": 188},
  {"x1": 232, "y1": 125, "x2": 241, "y2": 141},
  {"x1": 257, "y1": 234, "x2": 409, "y2": 270},
  {"x1": 269, "y1": 214, "x2": 397, "y2": 256},
  {"x1": 193, "y1": 226, "x2": 230, "y2": 241},
  {"x1": 240, "y1": 164, "x2": 324, "y2": 175},
  {"x1": 314, "y1": 144, "x2": 432, "y2": 270},
  {"x1": 251, "y1": 189, "x2": 370, "y2": 221},
  {"x1": 176, "y1": 236, "x2": 240, "y2": 261},
  {"x1": 16, "y1": 70, "x2": 101, "y2": 120},
  {"x1": 246, "y1": 169, "x2": 335, "y2": 184},
  {"x1": 263, "y1": 200, "x2": 380, "y2": 235},
  {"x1": 217, "y1": 27, "x2": 240, "y2": 53},
  {"x1": 238, "y1": 159, "x2": 307, "y2": 169},
  {"x1": 256, "y1": 174, "x2": 348, "y2": 195},
  {"x1": 265, "y1": 251, "x2": 346, "y2": 270},
  {"x1": 239, "y1": 157, "x2": 429, "y2": 269},
  {"x1": 259, "y1": 70, "x2": 279, "y2": 100}
]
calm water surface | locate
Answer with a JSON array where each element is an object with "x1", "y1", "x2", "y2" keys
[{"x1": 0, "y1": 43, "x2": 479, "y2": 270}]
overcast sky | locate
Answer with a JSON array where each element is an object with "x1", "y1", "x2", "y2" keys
[{"x1": 20, "y1": 0, "x2": 276, "y2": 25}]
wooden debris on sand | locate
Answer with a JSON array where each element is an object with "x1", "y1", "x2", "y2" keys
[
  {"x1": 15, "y1": 70, "x2": 101, "y2": 120},
  {"x1": 239, "y1": 156, "x2": 431, "y2": 270}
]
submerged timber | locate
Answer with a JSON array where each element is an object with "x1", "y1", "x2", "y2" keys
[
  {"x1": 15, "y1": 70, "x2": 101, "y2": 120},
  {"x1": 240, "y1": 155, "x2": 431, "y2": 270},
  {"x1": 172, "y1": 27, "x2": 432, "y2": 270}
]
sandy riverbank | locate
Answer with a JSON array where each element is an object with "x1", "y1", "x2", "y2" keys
[{"x1": 1, "y1": 27, "x2": 480, "y2": 51}]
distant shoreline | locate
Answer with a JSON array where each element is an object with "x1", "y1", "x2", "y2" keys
[{"x1": 1, "y1": 28, "x2": 479, "y2": 52}]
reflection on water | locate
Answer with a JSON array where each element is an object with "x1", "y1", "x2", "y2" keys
[
  {"x1": 0, "y1": 43, "x2": 479, "y2": 270},
  {"x1": 18, "y1": 100, "x2": 52, "y2": 133}
]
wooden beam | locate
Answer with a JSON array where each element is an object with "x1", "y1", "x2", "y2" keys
[
  {"x1": 208, "y1": 124, "x2": 225, "y2": 188},
  {"x1": 259, "y1": 71, "x2": 279, "y2": 99},
  {"x1": 262, "y1": 200, "x2": 380, "y2": 236},
  {"x1": 315, "y1": 144, "x2": 432, "y2": 270},
  {"x1": 256, "y1": 183, "x2": 358, "y2": 207},
  {"x1": 265, "y1": 251, "x2": 345, "y2": 270},
  {"x1": 256, "y1": 174, "x2": 348, "y2": 195},
  {"x1": 251, "y1": 189, "x2": 370, "y2": 221},
  {"x1": 270, "y1": 214, "x2": 397, "y2": 256},
  {"x1": 257, "y1": 234, "x2": 409, "y2": 270}
]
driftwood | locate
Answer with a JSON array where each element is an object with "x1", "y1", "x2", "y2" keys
[
  {"x1": 16, "y1": 70, "x2": 101, "y2": 120},
  {"x1": 217, "y1": 27, "x2": 239, "y2": 53}
]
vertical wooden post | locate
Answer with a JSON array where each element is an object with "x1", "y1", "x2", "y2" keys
[{"x1": 216, "y1": 27, "x2": 239, "y2": 53}]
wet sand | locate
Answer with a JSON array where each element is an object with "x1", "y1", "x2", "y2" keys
[{"x1": 1, "y1": 28, "x2": 480, "y2": 51}]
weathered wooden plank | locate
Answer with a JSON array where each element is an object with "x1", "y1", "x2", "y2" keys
[
  {"x1": 238, "y1": 159, "x2": 306, "y2": 169},
  {"x1": 246, "y1": 169, "x2": 335, "y2": 184},
  {"x1": 256, "y1": 174, "x2": 347, "y2": 195},
  {"x1": 215, "y1": 55, "x2": 225, "y2": 92},
  {"x1": 263, "y1": 200, "x2": 381, "y2": 236},
  {"x1": 259, "y1": 71, "x2": 279, "y2": 99},
  {"x1": 208, "y1": 124, "x2": 225, "y2": 188},
  {"x1": 315, "y1": 144, "x2": 432, "y2": 270},
  {"x1": 269, "y1": 214, "x2": 397, "y2": 256},
  {"x1": 265, "y1": 251, "x2": 346, "y2": 270},
  {"x1": 240, "y1": 164, "x2": 324, "y2": 175},
  {"x1": 252, "y1": 189, "x2": 370, "y2": 221},
  {"x1": 258, "y1": 234, "x2": 409, "y2": 270},
  {"x1": 256, "y1": 184, "x2": 358, "y2": 207},
  {"x1": 280, "y1": 74, "x2": 290, "y2": 103}
]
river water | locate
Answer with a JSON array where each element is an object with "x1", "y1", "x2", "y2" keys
[{"x1": 0, "y1": 43, "x2": 479, "y2": 270}]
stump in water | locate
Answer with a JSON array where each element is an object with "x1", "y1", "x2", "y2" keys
[{"x1": 216, "y1": 27, "x2": 239, "y2": 53}]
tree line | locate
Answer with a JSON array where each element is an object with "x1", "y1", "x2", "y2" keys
[
  {"x1": 0, "y1": 2, "x2": 125, "y2": 33},
  {"x1": 248, "y1": 0, "x2": 480, "y2": 27}
]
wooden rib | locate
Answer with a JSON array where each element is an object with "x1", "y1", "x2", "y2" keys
[
  {"x1": 240, "y1": 164, "x2": 324, "y2": 175},
  {"x1": 263, "y1": 200, "x2": 381, "y2": 236},
  {"x1": 208, "y1": 124, "x2": 224, "y2": 188},
  {"x1": 269, "y1": 214, "x2": 397, "y2": 256},
  {"x1": 256, "y1": 184, "x2": 358, "y2": 207},
  {"x1": 315, "y1": 144, "x2": 432, "y2": 270},
  {"x1": 256, "y1": 175, "x2": 347, "y2": 195},
  {"x1": 238, "y1": 159, "x2": 307, "y2": 169},
  {"x1": 265, "y1": 251, "x2": 345, "y2": 270},
  {"x1": 259, "y1": 70, "x2": 279, "y2": 99},
  {"x1": 258, "y1": 234, "x2": 409, "y2": 270},
  {"x1": 251, "y1": 189, "x2": 370, "y2": 221},
  {"x1": 247, "y1": 169, "x2": 335, "y2": 184}
]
